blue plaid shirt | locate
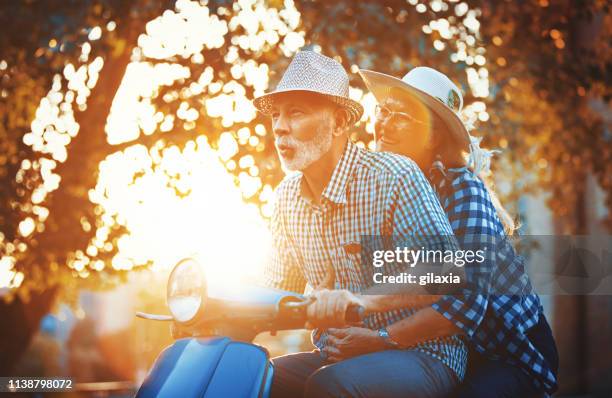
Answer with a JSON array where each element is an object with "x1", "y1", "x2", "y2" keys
[
  {"x1": 264, "y1": 141, "x2": 467, "y2": 380},
  {"x1": 428, "y1": 163, "x2": 557, "y2": 393}
]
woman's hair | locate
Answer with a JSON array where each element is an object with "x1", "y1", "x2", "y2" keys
[
  {"x1": 433, "y1": 116, "x2": 517, "y2": 235},
  {"x1": 477, "y1": 173, "x2": 517, "y2": 235}
]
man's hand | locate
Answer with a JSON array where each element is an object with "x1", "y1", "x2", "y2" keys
[
  {"x1": 306, "y1": 289, "x2": 365, "y2": 329},
  {"x1": 323, "y1": 327, "x2": 387, "y2": 362}
]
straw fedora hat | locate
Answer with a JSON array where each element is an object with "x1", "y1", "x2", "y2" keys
[
  {"x1": 253, "y1": 51, "x2": 364, "y2": 126},
  {"x1": 359, "y1": 67, "x2": 470, "y2": 149}
]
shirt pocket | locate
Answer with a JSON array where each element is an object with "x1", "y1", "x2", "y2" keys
[{"x1": 337, "y1": 235, "x2": 367, "y2": 292}]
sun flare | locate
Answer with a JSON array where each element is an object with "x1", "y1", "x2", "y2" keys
[{"x1": 91, "y1": 136, "x2": 273, "y2": 289}]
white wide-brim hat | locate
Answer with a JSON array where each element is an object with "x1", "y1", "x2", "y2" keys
[
  {"x1": 254, "y1": 51, "x2": 364, "y2": 126},
  {"x1": 359, "y1": 67, "x2": 470, "y2": 149}
]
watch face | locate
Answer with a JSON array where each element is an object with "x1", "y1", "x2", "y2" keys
[
  {"x1": 379, "y1": 328, "x2": 399, "y2": 348},
  {"x1": 378, "y1": 328, "x2": 397, "y2": 347}
]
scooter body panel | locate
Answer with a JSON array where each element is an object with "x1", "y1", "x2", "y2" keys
[{"x1": 136, "y1": 337, "x2": 273, "y2": 398}]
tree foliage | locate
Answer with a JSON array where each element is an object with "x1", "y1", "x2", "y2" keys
[
  {"x1": 1, "y1": 0, "x2": 180, "y2": 303},
  {"x1": 476, "y1": 0, "x2": 611, "y2": 231}
]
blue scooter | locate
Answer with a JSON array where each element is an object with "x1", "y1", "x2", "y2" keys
[{"x1": 135, "y1": 258, "x2": 361, "y2": 398}]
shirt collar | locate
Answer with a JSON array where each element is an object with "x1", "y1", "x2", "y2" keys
[
  {"x1": 320, "y1": 141, "x2": 362, "y2": 205},
  {"x1": 429, "y1": 158, "x2": 470, "y2": 191}
]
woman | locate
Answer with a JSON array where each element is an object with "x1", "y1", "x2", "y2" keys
[{"x1": 309, "y1": 67, "x2": 559, "y2": 397}]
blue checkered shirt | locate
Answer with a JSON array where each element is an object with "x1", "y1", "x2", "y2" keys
[
  {"x1": 264, "y1": 141, "x2": 467, "y2": 380},
  {"x1": 428, "y1": 163, "x2": 557, "y2": 393}
]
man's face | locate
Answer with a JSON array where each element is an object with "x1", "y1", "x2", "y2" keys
[{"x1": 270, "y1": 92, "x2": 337, "y2": 172}]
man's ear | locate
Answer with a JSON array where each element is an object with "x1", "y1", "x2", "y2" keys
[{"x1": 332, "y1": 107, "x2": 350, "y2": 136}]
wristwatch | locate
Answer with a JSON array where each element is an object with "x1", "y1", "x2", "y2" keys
[{"x1": 378, "y1": 327, "x2": 400, "y2": 349}]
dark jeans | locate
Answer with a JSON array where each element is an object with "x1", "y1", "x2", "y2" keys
[
  {"x1": 456, "y1": 315, "x2": 559, "y2": 398},
  {"x1": 271, "y1": 349, "x2": 458, "y2": 398}
]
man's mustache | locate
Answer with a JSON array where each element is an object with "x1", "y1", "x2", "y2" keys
[{"x1": 275, "y1": 137, "x2": 299, "y2": 149}]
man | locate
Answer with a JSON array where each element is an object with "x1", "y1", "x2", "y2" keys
[{"x1": 254, "y1": 50, "x2": 465, "y2": 398}]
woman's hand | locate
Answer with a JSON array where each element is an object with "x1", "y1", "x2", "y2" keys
[
  {"x1": 306, "y1": 289, "x2": 366, "y2": 329},
  {"x1": 322, "y1": 327, "x2": 387, "y2": 362}
]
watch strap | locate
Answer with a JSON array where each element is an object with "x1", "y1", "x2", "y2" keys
[{"x1": 378, "y1": 327, "x2": 400, "y2": 348}]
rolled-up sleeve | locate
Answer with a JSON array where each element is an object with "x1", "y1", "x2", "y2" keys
[
  {"x1": 432, "y1": 270, "x2": 490, "y2": 338},
  {"x1": 431, "y1": 179, "x2": 501, "y2": 338}
]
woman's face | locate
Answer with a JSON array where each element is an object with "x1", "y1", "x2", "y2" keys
[{"x1": 374, "y1": 95, "x2": 435, "y2": 167}]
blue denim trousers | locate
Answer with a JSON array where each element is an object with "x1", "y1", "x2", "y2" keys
[
  {"x1": 271, "y1": 349, "x2": 458, "y2": 398},
  {"x1": 456, "y1": 315, "x2": 559, "y2": 398}
]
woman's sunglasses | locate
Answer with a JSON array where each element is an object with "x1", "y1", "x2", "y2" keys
[{"x1": 375, "y1": 104, "x2": 424, "y2": 125}]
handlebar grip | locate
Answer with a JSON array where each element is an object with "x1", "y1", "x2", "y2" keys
[{"x1": 346, "y1": 304, "x2": 365, "y2": 323}]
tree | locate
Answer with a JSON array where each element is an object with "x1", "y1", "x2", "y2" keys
[
  {"x1": 0, "y1": 0, "x2": 310, "y2": 371},
  {"x1": 475, "y1": 0, "x2": 611, "y2": 233},
  {"x1": 0, "y1": 0, "x2": 177, "y2": 372}
]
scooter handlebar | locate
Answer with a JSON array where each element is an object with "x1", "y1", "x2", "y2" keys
[{"x1": 279, "y1": 296, "x2": 365, "y2": 327}]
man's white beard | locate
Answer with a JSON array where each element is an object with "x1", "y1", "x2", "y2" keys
[{"x1": 277, "y1": 125, "x2": 332, "y2": 172}]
